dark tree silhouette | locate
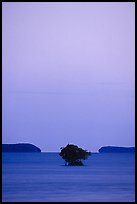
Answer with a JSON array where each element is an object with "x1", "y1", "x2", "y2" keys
[{"x1": 59, "y1": 144, "x2": 91, "y2": 166}]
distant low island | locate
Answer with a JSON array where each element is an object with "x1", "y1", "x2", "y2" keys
[
  {"x1": 98, "y1": 146, "x2": 135, "y2": 153},
  {"x1": 2, "y1": 144, "x2": 135, "y2": 154},
  {"x1": 2, "y1": 143, "x2": 41, "y2": 152}
]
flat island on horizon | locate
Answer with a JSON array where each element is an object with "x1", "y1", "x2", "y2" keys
[
  {"x1": 2, "y1": 143, "x2": 41, "y2": 152},
  {"x1": 2, "y1": 143, "x2": 135, "y2": 153},
  {"x1": 98, "y1": 146, "x2": 135, "y2": 153}
]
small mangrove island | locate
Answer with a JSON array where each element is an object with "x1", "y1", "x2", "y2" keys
[
  {"x1": 2, "y1": 143, "x2": 41, "y2": 152},
  {"x1": 59, "y1": 144, "x2": 91, "y2": 166},
  {"x1": 98, "y1": 146, "x2": 135, "y2": 153}
]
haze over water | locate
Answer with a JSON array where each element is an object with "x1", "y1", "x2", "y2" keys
[
  {"x1": 2, "y1": 3, "x2": 135, "y2": 202},
  {"x1": 2, "y1": 2, "x2": 135, "y2": 152}
]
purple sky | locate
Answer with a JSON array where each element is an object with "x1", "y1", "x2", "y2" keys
[{"x1": 2, "y1": 2, "x2": 135, "y2": 152}]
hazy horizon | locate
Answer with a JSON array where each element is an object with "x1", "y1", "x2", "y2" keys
[
  {"x1": 2, "y1": 2, "x2": 135, "y2": 152},
  {"x1": 2, "y1": 142, "x2": 135, "y2": 153}
]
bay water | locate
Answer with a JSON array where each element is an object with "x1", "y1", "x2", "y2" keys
[{"x1": 2, "y1": 152, "x2": 135, "y2": 202}]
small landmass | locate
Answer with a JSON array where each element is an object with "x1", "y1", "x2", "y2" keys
[
  {"x1": 98, "y1": 146, "x2": 135, "y2": 153},
  {"x1": 59, "y1": 144, "x2": 91, "y2": 166},
  {"x1": 2, "y1": 143, "x2": 41, "y2": 152}
]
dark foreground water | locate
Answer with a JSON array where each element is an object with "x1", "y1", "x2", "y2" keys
[{"x1": 2, "y1": 152, "x2": 135, "y2": 202}]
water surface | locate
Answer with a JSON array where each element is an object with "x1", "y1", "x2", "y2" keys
[{"x1": 2, "y1": 152, "x2": 135, "y2": 202}]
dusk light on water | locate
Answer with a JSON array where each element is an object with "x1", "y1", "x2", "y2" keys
[{"x1": 2, "y1": 2, "x2": 135, "y2": 202}]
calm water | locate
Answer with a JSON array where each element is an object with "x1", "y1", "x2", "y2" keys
[{"x1": 2, "y1": 152, "x2": 135, "y2": 202}]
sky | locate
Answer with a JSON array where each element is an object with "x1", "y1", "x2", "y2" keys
[{"x1": 2, "y1": 2, "x2": 135, "y2": 152}]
